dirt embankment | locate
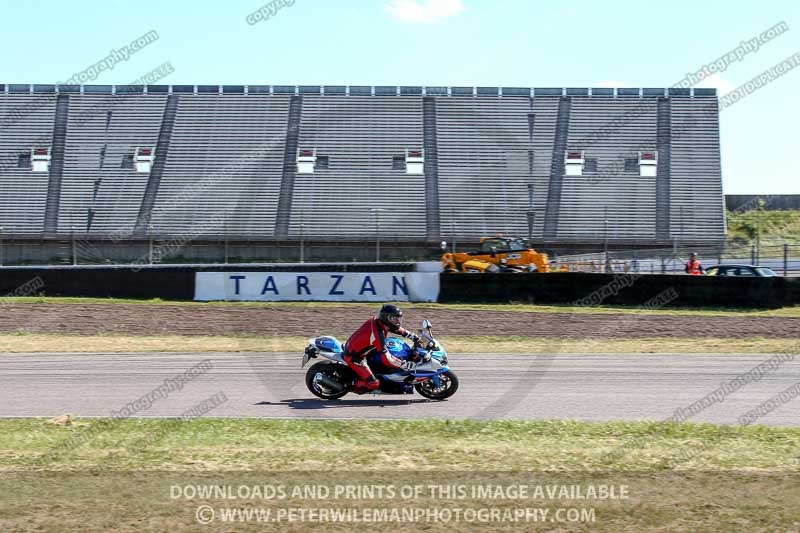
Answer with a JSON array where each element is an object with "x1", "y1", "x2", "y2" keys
[{"x1": 0, "y1": 304, "x2": 798, "y2": 339}]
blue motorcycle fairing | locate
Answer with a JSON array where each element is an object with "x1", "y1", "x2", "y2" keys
[
  {"x1": 384, "y1": 337, "x2": 411, "y2": 357},
  {"x1": 314, "y1": 336, "x2": 449, "y2": 387},
  {"x1": 377, "y1": 338, "x2": 448, "y2": 364},
  {"x1": 315, "y1": 335, "x2": 447, "y2": 361},
  {"x1": 314, "y1": 336, "x2": 343, "y2": 353}
]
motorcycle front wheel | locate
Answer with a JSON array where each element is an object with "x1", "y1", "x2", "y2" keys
[
  {"x1": 414, "y1": 370, "x2": 459, "y2": 400},
  {"x1": 305, "y1": 362, "x2": 350, "y2": 400}
]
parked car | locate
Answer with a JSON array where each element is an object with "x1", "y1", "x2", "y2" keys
[{"x1": 705, "y1": 264, "x2": 778, "y2": 277}]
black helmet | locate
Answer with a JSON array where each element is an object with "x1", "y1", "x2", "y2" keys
[{"x1": 378, "y1": 304, "x2": 403, "y2": 329}]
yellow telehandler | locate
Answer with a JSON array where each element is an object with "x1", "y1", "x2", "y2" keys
[{"x1": 441, "y1": 237, "x2": 565, "y2": 273}]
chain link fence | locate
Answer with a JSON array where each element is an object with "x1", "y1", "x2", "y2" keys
[
  {"x1": 554, "y1": 244, "x2": 800, "y2": 276},
  {"x1": 0, "y1": 236, "x2": 798, "y2": 277},
  {"x1": 0, "y1": 237, "x2": 439, "y2": 267}
]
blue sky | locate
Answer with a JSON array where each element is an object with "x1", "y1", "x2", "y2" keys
[{"x1": 2, "y1": 0, "x2": 798, "y2": 194}]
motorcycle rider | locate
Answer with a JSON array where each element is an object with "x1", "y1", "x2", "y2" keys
[{"x1": 343, "y1": 304, "x2": 423, "y2": 394}]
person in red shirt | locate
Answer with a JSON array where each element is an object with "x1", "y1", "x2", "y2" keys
[
  {"x1": 343, "y1": 304, "x2": 422, "y2": 394},
  {"x1": 685, "y1": 253, "x2": 705, "y2": 275}
]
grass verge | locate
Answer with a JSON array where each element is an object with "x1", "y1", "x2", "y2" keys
[
  {"x1": 2, "y1": 418, "x2": 798, "y2": 472},
  {"x1": 0, "y1": 419, "x2": 798, "y2": 531},
  {"x1": 2, "y1": 296, "x2": 800, "y2": 318},
  {"x1": 0, "y1": 333, "x2": 797, "y2": 354}
]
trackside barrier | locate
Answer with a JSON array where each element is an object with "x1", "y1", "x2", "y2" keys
[
  {"x1": 0, "y1": 264, "x2": 433, "y2": 302},
  {"x1": 0, "y1": 266, "x2": 196, "y2": 299},
  {"x1": 438, "y1": 272, "x2": 800, "y2": 308},
  {"x1": 194, "y1": 272, "x2": 439, "y2": 302},
  {"x1": 0, "y1": 266, "x2": 797, "y2": 308}
]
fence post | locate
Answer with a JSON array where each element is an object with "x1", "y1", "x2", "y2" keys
[
  {"x1": 785, "y1": 244, "x2": 789, "y2": 277},
  {"x1": 751, "y1": 245, "x2": 756, "y2": 265},
  {"x1": 71, "y1": 228, "x2": 77, "y2": 266},
  {"x1": 299, "y1": 227, "x2": 305, "y2": 264}
]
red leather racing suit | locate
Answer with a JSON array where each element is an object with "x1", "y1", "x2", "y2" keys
[{"x1": 343, "y1": 317, "x2": 418, "y2": 392}]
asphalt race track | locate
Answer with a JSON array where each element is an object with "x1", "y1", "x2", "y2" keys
[{"x1": 1, "y1": 352, "x2": 797, "y2": 425}]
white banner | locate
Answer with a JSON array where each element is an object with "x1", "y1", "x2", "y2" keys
[{"x1": 194, "y1": 272, "x2": 440, "y2": 302}]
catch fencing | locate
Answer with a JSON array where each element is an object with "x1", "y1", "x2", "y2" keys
[{"x1": 555, "y1": 244, "x2": 800, "y2": 277}]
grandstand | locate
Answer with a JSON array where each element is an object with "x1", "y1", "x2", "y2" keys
[{"x1": 0, "y1": 84, "x2": 724, "y2": 263}]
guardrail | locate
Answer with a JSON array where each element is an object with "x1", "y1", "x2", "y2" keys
[
  {"x1": 0, "y1": 265, "x2": 797, "y2": 308},
  {"x1": 439, "y1": 272, "x2": 800, "y2": 308},
  {"x1": 0, "y1": 264, "x2": 417, "y2": 301}
]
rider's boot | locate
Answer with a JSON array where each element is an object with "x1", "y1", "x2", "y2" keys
[
  {"x1": 344, "y1": 354, "x2": 380, "y2": 394},
  {"x1": 354, "y1": 376, "x2": 380, "y2": 395}
]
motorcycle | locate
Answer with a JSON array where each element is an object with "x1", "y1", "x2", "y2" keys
[{"x1": 301, "y1": 320, "x2": 458, "y2": 401}]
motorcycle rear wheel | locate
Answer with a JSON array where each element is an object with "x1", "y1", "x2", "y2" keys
[
  {"x1": 414, "y1": 370, "x2": 459, "y2": 400},
  {"x1": 305, "y1": 362, "x2": 350, "y2": 400}
]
